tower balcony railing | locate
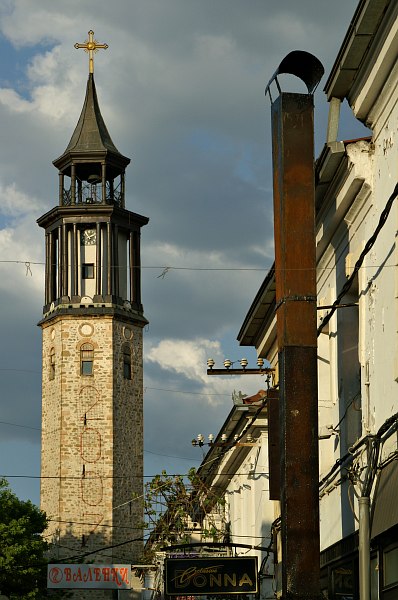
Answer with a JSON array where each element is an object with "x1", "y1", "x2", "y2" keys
[{"x1": 62, "y1": 179, "x2": 123, "y2": 207}]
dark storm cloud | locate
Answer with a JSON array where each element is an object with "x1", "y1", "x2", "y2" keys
[{"x1": 0, "y1": 0, "x2": 362, "y2": 502}]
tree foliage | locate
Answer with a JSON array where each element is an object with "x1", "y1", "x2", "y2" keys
[
  {"x1": 141, "y1": 468, "x2": 227, "y2": 562},
  {"x1": 0, "y1": 478, "x2": 48, "y2": 599}
]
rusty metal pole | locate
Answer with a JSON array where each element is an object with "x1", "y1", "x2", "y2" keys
[{"x1": 271, "y1": 92, "x2": 319, "y2": 599}]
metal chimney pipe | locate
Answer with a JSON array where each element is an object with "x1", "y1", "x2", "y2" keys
[{"x1": 268, "y1": 51, "x2": 323, "y2": 600}]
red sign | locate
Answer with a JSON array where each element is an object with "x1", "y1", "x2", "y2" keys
[{"x1": 47, "y1": 564, "x2": 131, "y2": 589}]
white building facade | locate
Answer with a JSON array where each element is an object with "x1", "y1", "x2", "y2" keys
[{"x1": 196, "y1": 398, "x2": 277, "y2": 600}]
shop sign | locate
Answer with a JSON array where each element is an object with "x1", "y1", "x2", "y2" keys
[
  {"x1": 165, "y1": 556, "x2": 258, "y2": 596},
  {"x1": 47, "y1": 564, "x2": 131, "y2": 589}
]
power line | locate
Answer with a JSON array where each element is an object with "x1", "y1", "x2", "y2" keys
[
  {"x1": 0, "y1": 368, "x2": 41, "y2": 375},
  {"x1": 5, "y1": 258, "x2": 398, "y2": 274},
  {"x1": 0, "y1": 419, "x2": 41, "y2": 431},
  {"x1": 45, "y1": 518, "x2": 268, "y2": 541},
  {"x1": 47, "y1": 518, "x2": 145, "y2": 531},
  {"x1": 318, "y1": 182, "x2": 398, "y2": 335},
  {"x1": 144, "y1": 448, "x2": 200, "y2": 462},
  {"x1": 8, "y1": 535, "x2": 148, "y2": 572},
  {"x1": 1, "y1": 470, "x2": 269, "y2": 481},
  {"x1": 0, "y1": 259, "x2": 267, "y2": 272},
  {"x1": 144, "y1": 386, "x2": 229, "y2": 397},
  {"x1": 0, "y1": 371, "x2": 231, "y2": 398}
]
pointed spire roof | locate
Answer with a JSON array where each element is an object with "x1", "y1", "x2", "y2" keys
[{"x1": 53, "y1": 73, "x2": 130, "y2": 173}]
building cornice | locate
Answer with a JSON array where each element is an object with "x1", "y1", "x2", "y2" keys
[{"x1": 324, "y1": 0, "x2": 392, "y2": 102}]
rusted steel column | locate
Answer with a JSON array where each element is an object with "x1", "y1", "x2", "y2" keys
[
  {"x1": 271, "y1": 92, "x2": 319, "y2": 599},
  {"x1": 267, "y1": 388, "x2": 280, "y2": 501}
]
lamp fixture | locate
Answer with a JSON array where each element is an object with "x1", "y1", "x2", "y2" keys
[
  {"x1": 191, "y1": 431, "x2": 258, "y2": 449},
  {"x1": 206, "y1": 358, "x2": 274, "y2": 376},
  {"x1": 191, "y1": 433, "x2": 214, "y2": 447}
]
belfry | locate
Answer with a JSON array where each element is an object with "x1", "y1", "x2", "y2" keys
[{"x1": 38, "y1": 31, "x2": 148, "y2": 596}]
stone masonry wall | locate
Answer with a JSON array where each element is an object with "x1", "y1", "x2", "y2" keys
[{"x1": 41, "y1": 313, "x2": 144, "y2": 599}]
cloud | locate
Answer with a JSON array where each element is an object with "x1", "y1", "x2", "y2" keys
[
  {"x1": 147, "y1": 338, "x2": 220, "y2": 385},
  {"x1": 145, "y1": 337, "x2": 266, "y2": 405},
  {"x1": 0, "y1": 180, "x2": 45, "y2": 217},
  {"x1": 0, "y1": 0, "x2": 362, "y2": 504}
]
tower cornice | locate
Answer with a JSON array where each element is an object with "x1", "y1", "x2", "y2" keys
[
  {"x1": 38, "y1": 305, "x2": 149, "y2": 328},
  {"x1": 37, "y1": 203, "x2": 149, "y2": 231}
]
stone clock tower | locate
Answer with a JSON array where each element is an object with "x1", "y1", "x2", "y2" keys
[{"x1": 38, "y1": 32, "x2": 148, "y2": 593}]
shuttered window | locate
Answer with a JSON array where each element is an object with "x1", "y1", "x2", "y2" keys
[
  {"x1": 81, "y1": 343, "x2": 94, "y2": 376},
  {"x1": 49, "y1": 348, "x2": 55, "y2": 380},
  {"x1": 123, "y1": 344, "x2": 131, "y2": 380}
]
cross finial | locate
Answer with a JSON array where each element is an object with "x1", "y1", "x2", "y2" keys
[{"x1": 74, "y1": 30, "x2": 108, "y2": 74}]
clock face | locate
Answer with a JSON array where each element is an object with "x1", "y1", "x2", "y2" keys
[{"x1": 81, "y1": 229, "x2": 97, "y2": 245}]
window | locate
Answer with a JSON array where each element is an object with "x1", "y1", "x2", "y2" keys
[
  {"x1": 82, "y1": 263, "x2": 94, "y2": 279},
  {"x1": 80, "y1": 343, "x2": 94, "y2": 376},
  {"x1": 49, "y1": 348, "x2": 55, "y2": 380},
  {"x1": 384, "y1": 546, "x2": 398, "y2": 587},
  {"x1": 123, "y1": 344, "x2": 131, "y2": 380},
  {"x1": 338, "y1": 272, "x2": 361, "y2": 449}
]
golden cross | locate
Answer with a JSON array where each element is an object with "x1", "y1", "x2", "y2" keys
[{"x1": 74, "y1": 30, "x2": 108, "y2": 74}]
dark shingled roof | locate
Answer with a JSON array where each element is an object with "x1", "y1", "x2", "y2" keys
[
  {"x1": 66, "y1": 73, "x2": 119, "y2": 154},
  {"x1": 53, "y1": 73, "x2": 130, "y2": 171}
]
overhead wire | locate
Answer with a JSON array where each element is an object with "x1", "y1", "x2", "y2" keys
[
  {"x1": 44, "y1": 518, "x2": 268, "y2": 542},
  {"x1": 4, "y1": 182, "x2": 397, "y2": 567},
  {"x1": 4, "y1": 258, "x2": 398, "y2": 275},
  {"x1": 317, "y1": 182, "x2": 398, "y2": 335},
  {"x1": 0, "y1": 259, "x2": 268, "y2": 273},
  {"x1": 0, "y1": 469, "x2": 269, "y2": 482},
  {"x1": 7, "y1": 535, "x2": 148, "y2": 572},
  {"x1": 319, "y1": 411, "x2": 398, "y2": 497}
]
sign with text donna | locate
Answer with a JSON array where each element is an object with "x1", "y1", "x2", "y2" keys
[
  {"x1": 165, "y1": 556, "x2": 258, "y2": 596},
  {"x1": 47, "y1": 564, "x2": 131, "y2": 589}
]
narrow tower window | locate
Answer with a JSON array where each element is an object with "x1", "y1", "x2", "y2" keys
[
  {"x1": 49, "y1": 348, "x2": 55, "y2": 381},
  {"x1": 81, "y1": 343, "x2": 94, "y2": 376},
  {"x1": 82, "y1": 263, "x2": 94, "y2": 279},
  {"x1": 123, "y1": 344, "x2": 131, "y2": 380}
]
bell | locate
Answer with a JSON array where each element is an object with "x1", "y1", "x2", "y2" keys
[{"x1": 87, "y1": 173, "x2": 101, "y2": 184}]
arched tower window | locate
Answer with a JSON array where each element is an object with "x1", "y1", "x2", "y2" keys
[
  {"x1": 49, "y1": 348, "x2": 55, "y2": 381},
  {"x1": 80, "y1": 343, "x2": 94, "y2": 376},
  {"x1": 122, "y1": 344, "x2": 131, "y2": 380}
]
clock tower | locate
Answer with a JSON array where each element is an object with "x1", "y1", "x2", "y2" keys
[{"x1": 38, "y1": 32, "x2": 148, "y2": 593}]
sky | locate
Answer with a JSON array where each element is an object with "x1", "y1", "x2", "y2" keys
[{"x1": 0, "y1": 0, "x2": 370, "y2": 508}]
